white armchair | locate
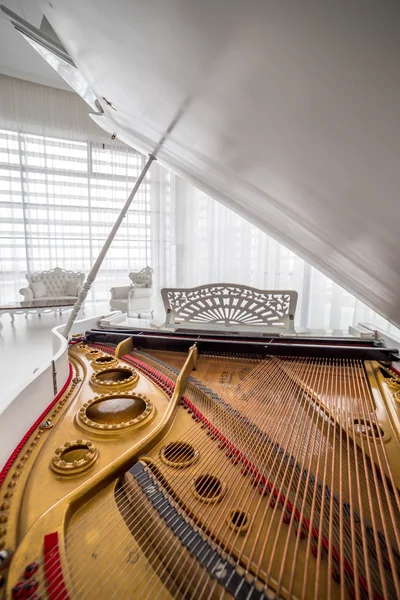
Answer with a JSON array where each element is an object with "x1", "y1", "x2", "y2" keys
[{"x1": 110, "y1": 266, "x2": 153, "y2": 317}]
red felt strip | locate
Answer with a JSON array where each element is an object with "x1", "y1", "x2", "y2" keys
[{"x1": 43, "y1": 531, "x2": 70, "y2": 600}]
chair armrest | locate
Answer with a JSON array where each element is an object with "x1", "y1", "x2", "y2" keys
[
  {"x1": 128, "y1": 288, "x2": 152, "y2": 299},
  {"x1": 19, "y1": 286, "x2": 34, "y2": 301},
  {"x1": 110, "y1": 285, "x2": 132, "y2": 300}
]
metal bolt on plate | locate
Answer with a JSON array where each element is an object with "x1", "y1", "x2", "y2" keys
[{"x1": 0, "y1": 549, "x2": 10, "y2": 568}]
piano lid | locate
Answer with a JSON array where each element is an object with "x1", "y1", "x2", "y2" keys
[{"x1": 14, "y1": 1, "x2": 400, "y2": 325}]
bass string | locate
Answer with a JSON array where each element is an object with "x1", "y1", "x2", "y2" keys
[
  {"x1": 72, "y1": 358, "x2": 282, "y2": 596},
  {"x1": 186, "y1": 356, "x2": 322, "y2": 600},
  {"x1": 262, "y1": 356, "x2": 333, "y2": 600},
  {"x1": 347, "y1": 360, "x2": 382, "y2": 600},
  {"x1": 103, "y1": 356, "x2": 306, "y2": 600},
  {"x1": 301, "y1": 356, "x2": 346, "y2": 600},
  {"x1": 101, "y1": 358, "x2": 372, "y2": 596},
  {"x1": 101, "y1": 356, "x2": 302, "y2": 600},
  {"x1": 352, "y1": 359, "x2": 399, "y2": 599},
  {"x1": 345, "y1": 360, "x2": 377, "y2": 600},
  {"x1": 246, "y1": 355, "x2": 331, "y2": 599},
  {"x1": 345, "y1": 360, "x2": 387, "y2": 598},
  {"x1": 305, "y1": 358, "x2": 400, "y2": 600},
  {"x1": 49, "y1": 352, "x2": 396, "y2": 600},
  {"x1": 353, "y1": 360, "x2": 400, "y2": 597},
  {"x1": 359, "y1": 361, "x2": 400, "y2": 521},
  {"x1": 65, "y1": 356, "x2": 288, "y2": 600},
  {"x1": 314, "y1": 358, "x2": 359, "y2": 600},
  {"x1": 140, "y1": 357, "x2": 313, "y2": 600},
  {"x1": 287, "y1": 359, "x2": 339, "y2": 600},
  {"x1": 325, "y1": 359, "x2": 345, "y2": 600},
  {"x1": 47, "y1": 356, "x2": 352, "y2": 600},
  {"x1": 298, "y1": 364, "x2": 342, "y2": 598},
  {"x1": 180, "y1": 356, "x2": 348, "y2": 600},
  {"x1": 245, "y1": 362, "x2": 340, "y2": 600},
  {"x1": 314, "y1": 360, "x2": 350, "y2": 600},
  {"x1": 141, "y1": 356, "x2": 350, "y2": 600}
]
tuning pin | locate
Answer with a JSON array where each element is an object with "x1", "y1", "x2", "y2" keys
[
  {"x1": 332, "y1": 568, "x2": 340, "y2": 583},
  {"x1": 24, "y1": 561, "x2": 39, "y2": 579},
  {"x1": 11, "y1": 582, "x2": 25, "y2": 600},
  {"x1": 23, "y1": 579, "x2": 39, "y2": 595},
  {"x1": 295, "y1": 528, "x2": 306, "y2": 539}
]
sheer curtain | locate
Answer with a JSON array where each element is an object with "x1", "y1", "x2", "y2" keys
[
  {"x1": 152, "y1": 178, "x2": 399, "y2": 334},
  {"x1": 0, "y1": 75, "x2": 398, "y2": 336}
]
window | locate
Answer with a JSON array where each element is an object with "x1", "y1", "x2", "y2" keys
[{"x1": 0, "y1": 129, "x2": 156, "y2": 302}]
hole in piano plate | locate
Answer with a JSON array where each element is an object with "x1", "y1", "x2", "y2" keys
[
  {"x1": 61, "y1": 444, "x2": 90, "y2": 462},
  {"x1": 228, "y1": 509, "x2": 250, "y2": 533},
  {"x1": 86, "y1": 395, "x2": 147, "y2": 424},
  {"x1": 96, "y1": 368, "x2": 134, "y2": 383},
  {"x1": 160, "y1": 441, "x2": 199, "y2": 468},
  {"x1": 86, "y1": 348, "x2": 102, "y2": 358},
  {"x1": 95, "y1": 355, "x2": 114, "y2": 364},
  {"x1": 193, "y1": 474, "x2": 225, "y2": 502},
  {"x1": 353, "y1": 418, "x2": 384, "y2": 438}
]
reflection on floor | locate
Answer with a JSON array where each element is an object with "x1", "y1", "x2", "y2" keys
[{"x1": 0, "y1": 303, "x2": 136, "y2": 401}]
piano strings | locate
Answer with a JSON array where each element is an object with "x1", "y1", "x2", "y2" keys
[{"x1": 27, "y1": 350, "x2": 400, "y2": 600}]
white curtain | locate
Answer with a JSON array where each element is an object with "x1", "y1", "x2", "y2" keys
[
  {"x1": 151, "y1": 178, "x2": 400, "y2": 334},
  {"x1": 0, "y1": 75, "x2": 398, "y2": 336}
]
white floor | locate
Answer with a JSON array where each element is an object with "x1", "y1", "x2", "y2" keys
[{"x1": 0, "y1": 302, "x2": 112, "y2": 400}]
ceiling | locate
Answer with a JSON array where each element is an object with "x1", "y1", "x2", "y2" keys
[{"x1": 0, "y1": 0, "x2": 69, "y2": 89}]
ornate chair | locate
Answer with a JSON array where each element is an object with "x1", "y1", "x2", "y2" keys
[{"x1": 110, "y1": 266, "x2": 154, "y2": 317}]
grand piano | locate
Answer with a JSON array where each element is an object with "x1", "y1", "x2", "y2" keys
[{"x1": 0, "y1": 2, "x2": 399, "y2": 599}]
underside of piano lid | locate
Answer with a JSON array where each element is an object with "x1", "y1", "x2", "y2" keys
[
  {"x1": 2, "y1": 0, "x2": 400, "y2": 326},
  {"x1": 1, "y1": 330, "x2": 400, "y2": 599}
]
